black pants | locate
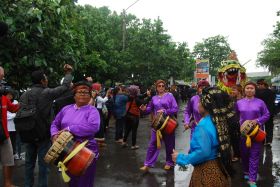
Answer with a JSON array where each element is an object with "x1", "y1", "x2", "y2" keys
[
  {"x1": 115, "y1": 116, "x2": 125, "y2": 141},
  {"x1": 230, "y1": 122, "x2": 240, "y2": 158},
  {"x1": 265, "y1": 116, "x2": 274, "y2": 144},
  {"x1": 104, "y1": 111, "x2": 113, "y2": 129},
  {"x1": 123, "y1": 114, "x2": 139, "y2": 146},
  {"x1": 95, "y1": 109, "x2": 105, "y2": 139},
  {"x1": 9, "y1": 131, "x2": 17, "y2": 154}
]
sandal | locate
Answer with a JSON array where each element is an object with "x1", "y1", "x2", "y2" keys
[{"x1": 131, "y1": 145, "x2": 139, "y2": 150}]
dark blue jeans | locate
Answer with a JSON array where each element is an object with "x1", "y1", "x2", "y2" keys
[
  {"x1": 24, "y1": 140, "x2": 51, "y2": 187},
  {"x1": 115, "y1": 116, "x2": 125, "y2": 141}
]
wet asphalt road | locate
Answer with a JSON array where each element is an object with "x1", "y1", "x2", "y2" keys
[{"x1": 1, "y1": 103, "x2": 280, "y2": 187}]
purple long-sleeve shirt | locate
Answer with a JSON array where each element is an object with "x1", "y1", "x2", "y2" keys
[
  {"x1": 146, "y1": 93, "x2": 178, "y2": 116},
  {"x1": 184, "y1": 95, "x2": 202, "y2": 126},
  {"x1": 51, "y1": 104, "x2": 100, "y2": 156},
  {"x1": 235, "y1": 97, "x2": 270, "y2": 128}
]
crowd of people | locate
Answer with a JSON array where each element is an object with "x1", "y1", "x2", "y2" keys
[
  {"x1": 0, "y1": 61, "x2": 277, "y2": 187},
  {"x1": 0, "y1": 10, "x2": 278, "y2": 187}
]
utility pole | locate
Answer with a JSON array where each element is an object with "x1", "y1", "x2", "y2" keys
[
  {"x1": 122, "y1": 0, "x2": 141, "y2": 51},
  {"x1": 122, "y1": 10, "x2": 126, "y2": 51}
]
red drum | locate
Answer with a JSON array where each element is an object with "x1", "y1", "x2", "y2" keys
[
  {"x1": 253, "y1": 128, "x2": 266, "y2": 142},
  {"x1": 152, "y1": 112, "x2": 177, "y2": 134},
  {"x1": 240, "y1": 120, "x2": 266, "y2": 143},
  {"x1": 44, "y1": 131, "x2": 95, "y2": 177},
  {"x1": 164, "y1": 117, "x2": 177, "y2": 134}
]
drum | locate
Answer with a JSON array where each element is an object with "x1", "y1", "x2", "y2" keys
[
  {"x1": 253, "y1": 126, "x2": 266, "y2": 142},
  {"x1": 240, "y1": 120, "x2": 256, "y2": 137},
  {"x1": 240, "y1": 120, "x2": 266, "y2": 144},
  {"x1": 152, "y1": 112, "x2": 177, "y2": 134},
  {"x1": 44, "y1": 131, "x2": 95, "y2": 178}
]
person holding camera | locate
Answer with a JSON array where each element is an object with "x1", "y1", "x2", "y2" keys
[{"x1": 0, "y1": 66, "x2": 20, "y2": 187}]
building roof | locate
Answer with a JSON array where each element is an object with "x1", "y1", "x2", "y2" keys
[{"x1": 247, "y1": 72, "x2": 271, "y2": 78}]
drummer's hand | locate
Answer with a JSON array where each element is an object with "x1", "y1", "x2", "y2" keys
[
  {"x1": 52, "y1": 135, "x2": 59, "y2": 143},
  {"x1": 184, "y1": 124, "x2": 190, "y2": 131},
  {"x1": 157, "y1": 109, "x2": 165, "y2": 114},
  {"x1": 172, "y1": 149, "x2": 179, "y2": 162},
  {"x1": 251, "y1": 120, "x2": 258, "y2": 126},
  {"x1": 140, "y1": 104, "x2": 147, "y2": 111}
]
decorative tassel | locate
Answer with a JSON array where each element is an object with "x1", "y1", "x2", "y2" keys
[
  {"x1": 245, "y1": 126, "x2": 259, "y2": 148},
  {"x1": 236, "y1": 70, "x2": 241, "y2": 85}
]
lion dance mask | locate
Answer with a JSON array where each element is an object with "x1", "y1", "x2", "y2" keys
[{"x1": 217, "y1": 51, "x2": 247, "y2": 94}]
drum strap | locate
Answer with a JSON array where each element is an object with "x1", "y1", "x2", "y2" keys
[
  {"x1": 156, "y1": 116, "x2": 170, "y2": 149},
  {"x1": 246, "y1": 126, "x2": 259, "y2": 148},
  {"x1": 57, "y1": 140, "x2": 88, "y2": 182}
]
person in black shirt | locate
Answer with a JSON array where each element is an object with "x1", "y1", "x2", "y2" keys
[{"x1": 256, "y1": 79, "x2": 276, "y2": 146}]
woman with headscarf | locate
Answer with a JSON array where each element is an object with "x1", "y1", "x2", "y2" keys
[
  {"x1": 140, "y1": 80, "x2": 178, "y2": 171},
  {"x1": 172, "y1": 87, "x2": 233, "y2": 187},
  {"x1": 235, "y1": 82, "x2": 270, "y2": 187},
  {"x1": 122, "y1": 85, "x2": 143, "y2": 149},
  {"x1": 183, "y1": 80, "x2": 210, "y2": 137},
  {"x1": 51, "y1": 81, "x2": 100, "y2": 187}
]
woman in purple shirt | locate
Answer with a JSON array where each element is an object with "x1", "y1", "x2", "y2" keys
[
  {"x1": 235, "y1": 82, "x2": 270, "y2": 187},
  {"x1": 184, "y1": 80, "x2": 210, "y2": 136},
  {"x1": 51, "y1": 82, "x2": 100, "y2": 187},
  {"x1": 140, "y1": 80, "x2": 178, "y2": 172}
]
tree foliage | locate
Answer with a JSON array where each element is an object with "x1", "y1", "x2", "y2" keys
[
  {"x1": 193, "y1": 35, "x2": 232, "y2": 76},
  {"x1": 0, "y1": 1, "x2": 194, "y2": 89},
  {"x1": 257, "y1": 11, "x2": 280, "y2": 75}
]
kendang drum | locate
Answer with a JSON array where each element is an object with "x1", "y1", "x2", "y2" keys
[
  {"x1": 152, "y1": 112, "x2": 177, "y2": 134},
  {"x1": 44, "y1": 131, "x2": 95, "y2": 181},
  {"x1": 240, "y1": 120, "x2": 266, "y2": 147}
]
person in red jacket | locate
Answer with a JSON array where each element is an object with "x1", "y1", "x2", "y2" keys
[{"x1": 0, "y1": 66, "x2": 20, "y2": 187}]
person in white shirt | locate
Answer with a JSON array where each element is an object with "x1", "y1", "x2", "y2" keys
[{"x1": 90, "y1": 83, "x2": 110, "y2": 146}]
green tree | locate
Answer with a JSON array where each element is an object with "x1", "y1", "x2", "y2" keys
[
  {"x1": 0, "y1": 0, "x2": 84, "y2": 88},
  {"x1": 257, "y1": 11, "x2": 280, "y2": 74},
  {"x1": 193, "y1": 35, "x2": 232, "y2": 76},
  {"x1": 0, "y1": 2, "x2": 194, "y2": 88}
]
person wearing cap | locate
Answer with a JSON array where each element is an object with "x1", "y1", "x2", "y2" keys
[
  {"x1": 255, "y1": 79, "x2": 276, "y2": 147},
  {"x1": 139, "y1": 80, "x2": 178, "y2": 171},
  {"x1": 235, "y1": 82, "x2": 270, "y2": 187},
  {"x1": 172, "y1": 87, "x2": 232, "y2": 187},
  {"x1": 51, "y1": 81, "x2": 100, "y2": 187},
  {"x1": 183, "y1": 79, "x2": 210, "y2": 138}
]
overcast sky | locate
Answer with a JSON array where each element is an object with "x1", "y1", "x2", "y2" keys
[{"x1": 78, "y1": 0, "x2": 280, "y2": 73}]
